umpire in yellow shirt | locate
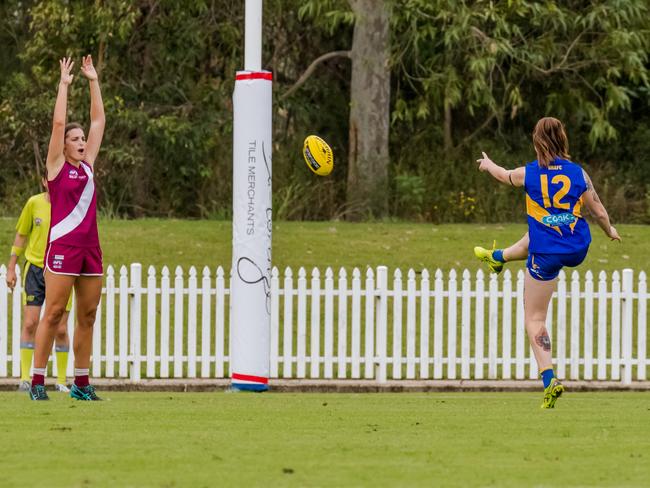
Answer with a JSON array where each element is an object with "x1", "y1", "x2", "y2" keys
[{"x1": 5, "y1": 176, "x2": 72, "y2": 392}]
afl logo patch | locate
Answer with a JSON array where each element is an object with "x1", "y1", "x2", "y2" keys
[
  {"x1": 35, "y1": 218, "x2": 42, "y2": 226},
  {"x1": 69, "y1": 169, "x2": 79, "y2": 179}
]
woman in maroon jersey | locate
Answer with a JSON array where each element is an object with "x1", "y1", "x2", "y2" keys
[{"x1": 29, "y1": 56, "x2": 105, "y2": 401}]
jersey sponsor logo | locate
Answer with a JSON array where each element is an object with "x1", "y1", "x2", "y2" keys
[
  {"x1": 69, "y1": 169, "x2": 79, "y2": 179},
  {"x1": 542, "y1": 212, "x2": 576, "y2": 227},
  {"x1": 35, "y1": 218, "x2": 42, "y2": 226}
]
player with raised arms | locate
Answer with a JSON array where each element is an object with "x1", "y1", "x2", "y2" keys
[
  {"x1": 6, "y1": 175, "x2": 72, "y2": 392},
  {"x1": 29, "y1": 55, "x2": 105, "y2": 401},
  {"x1": 476, "y1": 117, "x2": 620, "y2": 408}
]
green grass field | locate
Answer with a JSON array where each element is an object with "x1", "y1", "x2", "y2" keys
[
  {"x1": 1, "y1": 392, "x2": 649, "y2": 487},
  {"x1": 1, "y1": 219, "x2": 646, "y2": 273}
]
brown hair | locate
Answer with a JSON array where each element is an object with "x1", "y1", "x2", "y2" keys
[
  {"x1": 65, "y1": 122, "x2": 84, "y2": 138},
  {"x1": 532, "y1": 117, "x2": 570, "y2": 168}
]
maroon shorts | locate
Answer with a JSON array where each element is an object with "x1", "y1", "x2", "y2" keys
[{"x1": 45, "y1": 242, "x2": 103, "y2": 277}]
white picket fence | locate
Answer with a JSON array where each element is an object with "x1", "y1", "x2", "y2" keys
[{"x1": 0, "y1": 264, "x2": 648, "y2": 384}]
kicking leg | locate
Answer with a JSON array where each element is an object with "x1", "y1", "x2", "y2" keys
[{"x1": 474, "y1": 232, "x2": 529, "y2": 274}]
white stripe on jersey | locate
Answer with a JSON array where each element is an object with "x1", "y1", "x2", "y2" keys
[{"x1": 49, "y1": 162, "x2": 95, "y2": 243}]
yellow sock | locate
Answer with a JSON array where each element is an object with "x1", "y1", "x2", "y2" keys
[
  {"x1": 55, "y1": 349, "x2": 69, "y2": 385},
  {"x1": 20, "y1": 344, "x2": 34, "y2": 381}
]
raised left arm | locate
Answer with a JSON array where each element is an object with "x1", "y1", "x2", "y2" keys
[{"x1": 80, "y1": 55, "x2": 105, "y2": 166}]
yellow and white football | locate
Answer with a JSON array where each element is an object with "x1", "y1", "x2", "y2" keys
[{"x1": 303, "y1": 135, "x2": 334, "y2": 176}]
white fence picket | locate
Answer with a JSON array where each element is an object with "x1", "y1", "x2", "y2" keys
[
  {"x1": 173, "y1": 266, "x2": 184, "y2": 378},
  {"x1": 638, "y1": 272, "x2": 647, "y2": 381},
  {"x1": 187, "y1": 267, "x2": 198, "y2": 378},
  {"x1": 392, "y1": 269, "x2": 403, "y2": 379},
  {"x1": 0, "y1": 265, "x2": 8, "y2": 377},
  {"x1": 570, "y1": 271, "x2": 581, "y2": 380},
  {"x1": 201, "y1": 267, "x2": 212, "y2": 378},
  {"x1": 487, "y1": 272, "x2": 498, "y2": 379},
  {"x1": 11, "y1": 266, "x2": 22, "y2": 376},
  {"x1": 270, "y1": 267, "x2": 280, "y2": 378},
  {"x1": 405, "y1": 269, "x2": 416, "y2": 379},
  {"x1": 324, "y1": 267, "x2": 335, "y2": 379},
  {"x1": 515, "y1": 270, "x2": 525, "y2": 379},
  {"x1": 105, "y1": 266, "x2": 116, "y2": 377},
  {"x1": 448, "y1": 270, "x2": 458, "y2": 379},
  {"x1": 460, "y1": 270, "x2": 471, "y2": 379},
  {"x1": 433, "y1": 269, "x2": 444, "y2": 379},
  {"x1": 214, "y1": 267, "x2": 226, "y2": 377},
  {"x1": 584, "y1": 271, "x2": 594, "y2": 380},
  {"x1": 376, "y1": 266, "x2": 388, "y2": 382},
  {"x1": 350, "y1": 268, "x2": 361, "y2": 379},
  {"x1": 556, "y1": 271, "x2": 567, "y2": 379},
  {"x1": 611, "y1": 271, "x2": 621, "y2": 380},
  {"x1": 282, "y1": 267, "x2": 294, "y2": 378},
  {"x1": 118, "y1": 265, "x2": 129, "y2": 377},
  {"x1": 621, "y1": 269, "x2": 634, "y2": 384},
  {"x1": 364, "y1": 268, "x2": 375, "y2": 379},
  {"x1": 296, "y1": 267, "x2": 307, "y2": 378},
  {"x1": 160, "y1": 266, "x2": 171, "y2": 378},
  {"x1": 419, "y1": 269, "x2": 430, "y2": 379},
  {"x1": 337, "y1": 268, "x2": 348, "y2": 379},
  {"x1": 502, "y1": 270, "x2": 512, "y2": 379},
  {"x1": 129, "y1": 263, "x2": 142, "y2": 381},
  {"x1": 310, "y1": 268, "x2": 321, "y2": 378},
  {"x1": 146, "y1": 266, "x2": 157, "y2": 378},
  {"x1": 474, "y1": 270, "x2": 485, "y2": 379},
  {"x1": 597, "y1": 271, "x2": 608, "y2": 380}
]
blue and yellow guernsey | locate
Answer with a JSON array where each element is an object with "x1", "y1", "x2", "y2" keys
[{"x1": 524, "y1": 158, "x2": 591, "y2": 254}]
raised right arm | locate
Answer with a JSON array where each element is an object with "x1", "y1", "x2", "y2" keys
[{"x1": 46, "y1": 57, "x2": 74, "y2": 181}]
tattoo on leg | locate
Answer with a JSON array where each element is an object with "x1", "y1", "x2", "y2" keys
[{"x1": 535, "y1": 330, "x2": 551, "y2": 351}]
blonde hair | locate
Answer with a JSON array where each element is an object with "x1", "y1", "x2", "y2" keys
[{"x1": 532, "y1": 117, "x2": 570, "y2": 168}]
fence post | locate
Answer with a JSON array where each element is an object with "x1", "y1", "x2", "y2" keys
[
  {"x1": 375, "y1": 266, "x2": 388, "y2": 382},
  {"x1": 324, "y1": 267, "x2": 335, "y2": 379},
  {"x1": 12, "y1": 265, "x2": 23, "y2": 376},
  {"x1": 129, "y1": 263, "x2": 142, "y2": 381},
  {"x1": 621, "y1": 269, "x2": 634, "y2": 385},
  {"x1": 364, "y1": 268, "x2": 376, "y2": 379},
  {"x1": 638, "y1": 272, "x2": 647, "y2": 381},
  {"x1": 270, "y1": 267, "x2": 280, "y2": 378}
]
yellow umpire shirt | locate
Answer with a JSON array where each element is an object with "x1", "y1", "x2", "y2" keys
[{"x1": 15, "y1": 192, "x2": 51, "y2": 268}]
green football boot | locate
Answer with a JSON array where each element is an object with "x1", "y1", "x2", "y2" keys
[
  {"x1": 473, "y1": 240, "x2": 504, "y2": 275},
  {"x1": 541, "y1": 378, "x2": 564, "y2": 409},
  {"x1": 29, "y1": 384, "x2": 50, "y2": 401},
  {"x1": 70, "y1": 384, "x2": 102, "y2": 401}
]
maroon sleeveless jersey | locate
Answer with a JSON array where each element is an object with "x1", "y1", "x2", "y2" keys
[{"x1": 48, "y1": 161, "x2": 100, "y2": 247}]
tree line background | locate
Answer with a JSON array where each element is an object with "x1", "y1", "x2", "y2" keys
[{"x1": 1, "y1": 0, "x2": 649, "y2": 223}]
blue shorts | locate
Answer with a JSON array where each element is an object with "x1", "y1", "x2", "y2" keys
[{"x1": 527, "y1": 248, "x2": 589, "y2": 281}]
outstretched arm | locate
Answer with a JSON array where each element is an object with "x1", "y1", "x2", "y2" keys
[
  {"x1": 46, "y1": 57, "x2": 74, "y2": 180},
  {"x1": 476, "y1": 152, "x2": 525, "y2": 187},
  {"x1": 581, "y1": 170, "x2": 621, "y2": 241},
  {"x1": 80, "y1": 55, "x2": 105, "y2": 166}
]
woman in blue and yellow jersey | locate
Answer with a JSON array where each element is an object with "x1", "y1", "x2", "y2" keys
[
  {"x1": 5, "y1": 176, "x2": 72, "y2": 392},
  {"x1": 476, "y1": 117, "x2": 620, "y2": 409}
]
